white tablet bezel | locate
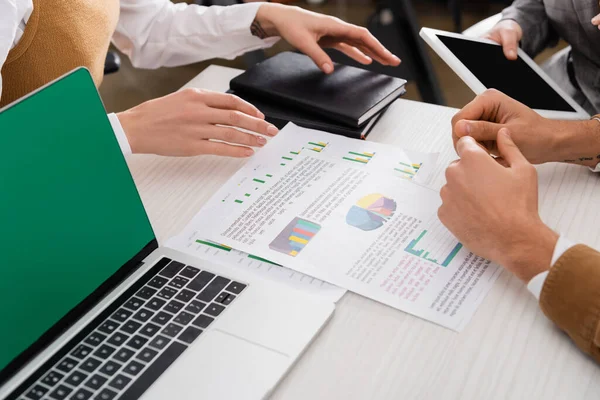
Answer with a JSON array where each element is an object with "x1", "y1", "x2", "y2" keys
[{"x1": 419, "y1": 27, "x2": 590, "y2": 120}]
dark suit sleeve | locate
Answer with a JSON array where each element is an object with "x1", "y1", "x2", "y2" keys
[
  {"x1": 501, "y1": 0, "x2": 559, "y2": 57},
  {"x1": 539, "y1": 244, "x2": 600, "y2": 364}
]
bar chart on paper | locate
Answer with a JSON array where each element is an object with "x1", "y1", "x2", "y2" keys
[
  {"x1": 394, "y1": 162, "x2": 422, "y2": 180},
  {"x1": 404, "y1": 221, "x2": 463, "y2": 267}
]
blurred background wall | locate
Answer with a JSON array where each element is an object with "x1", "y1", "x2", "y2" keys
[{"x1": 100, "y1": 0, "x2": 563, "y2": 113}]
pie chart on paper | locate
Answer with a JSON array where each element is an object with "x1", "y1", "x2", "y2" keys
[{"x1": 346, "y1": 194, "x2": 397, "y2": 231}]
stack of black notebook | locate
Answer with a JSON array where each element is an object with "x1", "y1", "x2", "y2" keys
[{"x1": 229, "y1": 52, "x2": 407, "y2": 139}]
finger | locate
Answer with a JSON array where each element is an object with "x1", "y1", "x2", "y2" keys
[
  {"x1": 199, "y1": 91, "x2": 265, "y2": 119},
  {"x1": 329, "y1": 24, "x2": 400, "y2": 66},
  {"x1": 211, "y1": 126, "x2": 270, "y2": 148},
  {"x1": 498, "y1": 29, "x2": 520, "y2": 60},
  {"x1": 592, "y1": 13, "x2": 600, "y2": 25},
  {"x1": 496, "y1": 128, "x2": 528, "y2": 167},
  {"x1": 451, "y1": 89, "x2": 509, "y2": 127},
  {"x1": 296, "y1": 36, "x2": 335, "y2": 73},
  {"x1": 495, "y1": 157, "x2": 510, "y2": 168},
  {"x1": 211, "y1": 109, "x2": 278, "y2": 137},
  {"x1": 454, "y1": 119, "x2": 503, "y2": 142},
  {"x1": 195, "y1": 141, "x2": 255, "y2": 158},
  {"x1": 456, "y1": 136, "x2": 492, "y2": 160},
  {"x1": 332, "y1": 43, "x2": 372, "y2": 65}
]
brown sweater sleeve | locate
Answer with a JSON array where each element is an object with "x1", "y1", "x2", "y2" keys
[{"x1": 539, "y1": 244, "x2": 600, "y2": 363}]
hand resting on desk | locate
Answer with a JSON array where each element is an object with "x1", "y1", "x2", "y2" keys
[{"x1": 117, "y1": 89, "x2": 279, "y2": 157}]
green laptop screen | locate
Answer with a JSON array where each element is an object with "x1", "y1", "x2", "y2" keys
[{"x1": 0, "y1": 69, "x2": 155, "y2": 373}]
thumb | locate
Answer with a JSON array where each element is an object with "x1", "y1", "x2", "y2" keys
[
  {"x1": 496, "y1": 128, "x2": 527, "y2": 167},
  {"x1": 297, "y1": 39, "x2": 334, "y2": 74},
  {"x1": 499, "y1": 28, "x2": 520, "y2": 60}
]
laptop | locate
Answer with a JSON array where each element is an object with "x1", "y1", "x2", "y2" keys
[{"x1": 0, "y1": 68, "x2": 335, "y2": 400}]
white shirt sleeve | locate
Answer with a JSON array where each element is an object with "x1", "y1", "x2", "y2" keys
[
  {"x1": 527, "y1": 236, "x2": 575, "y2": 299},
  {"x1": 0, "y1": 0, "x2": 33, "y2": 103},
  {"x1": 108, "y1": 113, "x2": 132, "y2": 156},
  {"x1": 113, "y1": 0, "x2": 279, "y2": 69}
]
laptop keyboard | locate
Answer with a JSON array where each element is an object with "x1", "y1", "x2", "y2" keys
[{"x1": 14, "y1": 258, "x2": 247, "y2": 400}]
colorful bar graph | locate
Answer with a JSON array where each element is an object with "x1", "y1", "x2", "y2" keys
[
  {"x1": 234, "y1": 199, "x2": 243, "y2": 204},
  {"x1": 343, "y1": 151, "x2": 375, "y2": 164},
  {"x1": 244, "y1": 193, "x2": 251, "y2": 197},
  {"x1": 253, "y1": 178, "x2": 265, "y2": 184},
  {"x1": 282, "y1": 156, "x2": 293, "y2": 161},
  {"x1": 196, "y1": 240, "x2": 231, "y2": 252},
  {"x1": 269, "y1": 217, "x2": 321, "y2": 257},
  {"x1": 266, "y1": 174, "x2": 273, "y2": 178},
  {"x1": 404, "y1": 230, "x2": 463, "y2": 267}
]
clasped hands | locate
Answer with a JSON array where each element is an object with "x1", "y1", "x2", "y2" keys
[
  {"x1": 440, "y1": 89, "x2": 600, "y2": 282},
  {"x1": 118, "y1": 4, "x2": 400, "y2": 158}
]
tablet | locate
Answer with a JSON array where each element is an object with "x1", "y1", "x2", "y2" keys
[{"x1": 419, "y1": 28, "x2": 589, "y2": 120}]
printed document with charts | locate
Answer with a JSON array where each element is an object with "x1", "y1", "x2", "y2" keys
[{"x1": 168, "y1": 124, "x2": 501, "y2": 331}]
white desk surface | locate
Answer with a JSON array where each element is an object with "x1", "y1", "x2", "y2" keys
[{"x1": 127, "y1": 65, "x2": 600, "y2": 400}]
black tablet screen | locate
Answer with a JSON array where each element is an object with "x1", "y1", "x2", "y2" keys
[{"x1": 437, "y1": 34, "x2": 575, "y2": 112}]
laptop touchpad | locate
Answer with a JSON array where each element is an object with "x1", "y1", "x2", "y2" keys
[{"x1": 140, "y1": 330, "x2": 290, "y2": 400}]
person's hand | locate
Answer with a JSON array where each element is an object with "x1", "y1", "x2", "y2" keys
[
  {"x1": 253, "y1": 4, "x2": 401, "y2": 74},
  {"x1": 592, "y1": 12, "x2": 600, "y2": 29},
  {"x1": 438, "y1": 129, "x2": 558, "y2": 282},
  {"x1": 117, "y1": 89, "x2": 279, "y2": 157},
  {"x1": 452, "y1": 89, "x2": 577, "y2": 165},
  {"x1": 482, "y1": 19, "x2": 523, "y2": 60}
]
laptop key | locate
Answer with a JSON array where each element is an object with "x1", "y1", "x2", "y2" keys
[
  {"x1": 173, "y1": 311, "x2": 194, "y2": 326},
  {"x1": 64, "y1": 370, "x2": 88, "y2": 386},
  {"x1": 161, "y1": 323, "x2": 183, "y2": 338},
  {"x1": 174, "y1": 289, "x2": 195, "y2": 303},
  {"x1": 186, "y1": 271, "x2": 215, "y2": 292},
  {"x1": 97, "y1": 320, "x2": 120, "y2": 335},
  {"x1": 84, "y1": 374, "x2": 107, "y2": 391},
  {"x1": 163, "y1": 300, "x2": 184, "y2": 314},
  {"x1": 225, "y1": 281, "x2": 247, "y2": 295},
  {"x1": 196, "y1": 276, "x2": 230, "y2": 302},
  {"x1": 184, "y1": 300, "x2": 206, "y2": 315},
  {"x1": 49, "y1": 384, "x2": 72, "y2": 400},
  {"x1": 140, "y1": 322, "x2": 161, "y2": 337},
  {"x1": 179, "y1": 266, "x2": 200, "y2": 279},
  {"x1": 215, "y1": 292, "x2": 236, "y2": 305},
  {"x1": 136, "y1": 286, "x2": 157, "y2": 300},
  {"x1": 99, "y1": 360, "x2": 121, "y2": 377},
  {"x1": 79, "y1": 357, "x2": 102, "y2": 373},
  {"x1": 71, "y1": 344, "x2": 94, "y2": 360},
  {"x1": 148, "y1": 335, "x2": 171, "y2": 350},
  {"x1": 158, "y1": 261, "x2": 185, "y2": 278},
  {"x1": 84, "y1": 332, "x2": 107, "y2": 347},
  {"x1": 71, "y1": 388, "x2": 93, "y2": 400},
  {"x1": 135, "y1": 347, "x2": 158, "y2": 363},
  {"x1": 132, "y1": 308, "x2": 154, "y2": 323},
  {"x1": 145, "y1": 297, "x2": 166, "y2": 311},
  {"x1": 111, "y1": 308, "x2": 132, "y2": 323},
  {"x1": 107, "y1": 331, "x2": 129, "y2": 347},
  {"x1": 120, "y1": 320, "x2": 142, "y2": 334},
  {"x1": 191, "y1": 314, "x2": 214, "y2": 329},
  {"x1": 93, "y1": 344, "x2": 116, "y2": 360},
  {"x1": 113, "y1": 348, "x2": 135, "y2": 364},
  {"x1": 41, "y1": 371, "x2": 64, "y2": 387},
  {"x1": 157, "y1": 287, "x2": 178, "y2": 300},
  {"x1": 168, "y1": 276, "x2": 189, "y2": 289},
  {"x1": 205, "y1": 303, "x2": 225, "y2": 317},
  {"x1": 123, "y1": 297, "x2": 145, "y2": 311},
  {"x1": 95, "y1": 388, "x2": 118, "y2": 400},
  {"x1": 108, "y1": 374, "x2": 131, "y2": 391},
  {"x1": 147, "y1": 276, "x2": 169, "y2": 289},
  {"x1": 127, "y1": 335, "x2": 148, "y2": 350},
  {"x1": 56, "y1": 357, "x2": 79, "y2": 373},
  {"x1": 123, "y1": 360, "x2": 145, "y2": 376},
  {"x1": 178, "y1": 327, "x2": 202, "y2": 345},
  {"x1": 120, "y1": 342, "x2": 187, "y2": 400},
  {"x1": 151, "y1": 311, "x2": 172, "y2": 326},
  {"x1": 24, "y1": 384, "x2": 48, "y2": 399}
]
